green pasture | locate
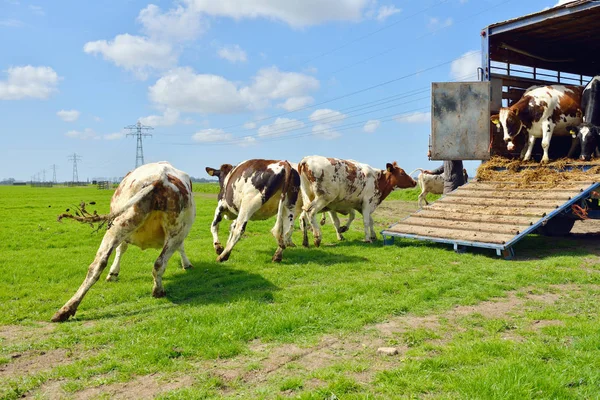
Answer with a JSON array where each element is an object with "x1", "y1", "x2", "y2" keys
[{"x1": 0, "y1": 184, "x2": 599, "y2": 399}]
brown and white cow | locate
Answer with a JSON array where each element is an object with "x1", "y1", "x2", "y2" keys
[
  {"x1": 410, "y1": 168, "x2": 469, "y2": 208},
  {"x1": 298, "y1": 156, "x2": 416, "y2": 246},
  {"x1": 490, "y1": 85, "x2": 583, "y2": 163},
  {"x1": 52, "y1": 162, "x2": 196, "y2": 322},
  {"x1": 205, "y1": 159, "x2": 300, "y2": 263}
]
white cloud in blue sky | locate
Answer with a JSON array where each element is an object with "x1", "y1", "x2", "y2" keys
[{"x1": 0, "y1": 0, "x2": 569, "y2": 180}]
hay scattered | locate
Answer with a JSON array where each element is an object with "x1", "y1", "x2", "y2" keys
[{"x1": 476, "y1": 157, "x2": 600, "y2": 188}]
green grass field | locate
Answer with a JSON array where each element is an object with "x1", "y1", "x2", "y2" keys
[{"x1": 1, "y1": 184, "x2": 599, "y2": 399}]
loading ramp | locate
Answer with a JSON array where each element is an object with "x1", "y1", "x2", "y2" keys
[{"x1": 381, "y1": 179, "x2": 600, "y2": 259}]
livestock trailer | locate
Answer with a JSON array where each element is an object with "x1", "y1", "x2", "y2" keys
[{"x1": 382, "y1": 0, "x2": 600, "y2": 258}]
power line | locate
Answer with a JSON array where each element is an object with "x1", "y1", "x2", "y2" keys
[
  {"x1": 125, "y1": 121, "x2": 153, "y2": 168},
  {"x1": 50, "y1": 164, "x2": 57, "y2": 183},
  {"x1": 68, "y1": 153, "x2": 82, "y2": 183}
]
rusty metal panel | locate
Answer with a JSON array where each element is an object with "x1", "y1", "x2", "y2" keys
[{"x1": 431, "y1": 82, "x2": 491, "y2": 160}]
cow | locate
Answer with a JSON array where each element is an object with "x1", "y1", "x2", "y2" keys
[
  {"x1": 568, "y1": 122, "x2": 600, "y2": 161},
  {"x1": 290, "y1": 162, "x2": 356, "y2": 242},
  {"x1": 52, "y1": 162, "x2": 196, "y2": 322},
  {"x1": 205, "y1": 159, "x2": 300, "y2": 263},
  {"x1": 298, "y1": 156, "x2": 416, "y2": 246},
  {"x1": 411, "y1": 168, "x2": 469, "y2": 207},
  {"x1": 583, "y1": 76, "x2": 600, "y2": 125},
  {"x1": 490, "y1": 85, "x2": 583, "y2": 163}
]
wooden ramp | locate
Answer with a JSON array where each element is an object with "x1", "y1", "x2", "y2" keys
[{"x1": 381, "y1": 179, "x2": 600, "y2": 259}]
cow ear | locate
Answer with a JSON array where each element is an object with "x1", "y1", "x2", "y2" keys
[
  {"x1": 205, "y1": 167, "x2": 216, "y2": 176},
  {"x1": 386, "y1": 163, "x2": 394, "y2": 172},
  {"x1": 490, "y1": 115, "x2": 500, "y2": 128},
  {"x1": 513, "y1": 108, "x2": 519, "y2": 116}
]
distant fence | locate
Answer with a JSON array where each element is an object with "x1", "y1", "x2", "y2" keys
[
  {"x1": 30, "y1": 182, "x2": 53, "y2": 187},
  {"x1": 65, "y1": 182, "x2": 88, "y2": 187},
  {"x1": 97, "y1": 181, "x2": 110, "y2": 190}
]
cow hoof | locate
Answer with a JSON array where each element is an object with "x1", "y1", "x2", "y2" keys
[
  {"x1": 272, "y1": 254, "x2": 283, "y2": 263},
  {"x1": 363, "y1": 239, "x2": 373, "y2": 244},
  {"x1": 217, "y1": 253, "x2": 230, "y2": 262},
  {"x1": 338, "y1": 235, "x2": 345, "y2": 241},
  {"x1": 106, "y1": 273, "x2": 118, "y2": 282},
  {"x1": 215, "y1": 244, "x2": 224, "y2": 255},
  {"x1": 183, "y1": 263, "x2": 193, "y2": 270},
  {"x1": 51, "y1": 307, "x2": 76, "y2": 323},
  {"x1": 152, "y1": 288, "x2": 166, "y2": 298},
  {"x1": 302, "y1": 239, "x2": 309, "y2": 248},
  {"x1": 314, "y1": 239, "x2": 321, "y2": 247},
  {"x1": 287, "y1": 242, "x2": 297, "y2": 248},
  {"x1": 338, "y1": 226, "x2": 349, "y2": 233},
  {"x1": 319, "y1": 218, "x2": 326, "y2": 226}
]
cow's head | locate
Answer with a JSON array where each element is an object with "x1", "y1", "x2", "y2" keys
[
  {"x1": 491, "y1": 108, "x2": 524, "y2": 151},
  {"x1": 385, "y1": 162, "x2": 417, "y2": 189},
  {"x1": 205, "y1": 164, "x2": 235, "y2": 191},
  {"x1": 569, "y1": 123, "x2": 599, "y2": 161}
]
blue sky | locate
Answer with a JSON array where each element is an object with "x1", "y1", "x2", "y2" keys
[{"x1": 0, "y1": 0, "x2": 565, "y2": 182}]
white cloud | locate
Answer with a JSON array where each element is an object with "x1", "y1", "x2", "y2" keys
[
  {"x1": 258, "y1": 117, "x2": 304, "y2": 137},
  {"x1": 57, "y1": 109, "x2": 80, "y2": 122},
  {"x1": 0, "y1": 65, "x2": 59, "y2": 100},
  {"x1": 395, "y1": 111, "x2": 430, "y2": 124},
  {"x1": 554, "y1": 0, "x2": 574, "y2": 6},
  {"x1": 139, "y1": 109, "x2": 181, "y2": 126},
  {"x1": 363, "y1": 119, "x2": 380, "y2": 133},
  {"x1": 243, "y1": 121, "x2": 257, "y2": 129},
  {"x1": 239, "y1": 136, "x2": 257, "y2": 147},
  {"x1": 428, "y1": 16, "x2": 453, "y2": 31},
  {"x1": 28, "y1": 5, "x2": 44, "y2": 15},
  {"x1": 93, "y1": 116, "x2": 102, "y2": 122},
  {"x1": 450, "y1": 50, "x2": 480, "y2": 81},
  {"x1": 312, "y1": 123, "x2": 341, "y2": 140},
  {"x1": 192, "y1": 128, "x2": 232, "y2": 143},
  {"x1": 376, "y1": 5, "x2": 401, "y2": 21},
  {"x1": 218, "y1": 45, "x2": 247, "y2": 63},
  {"x1": 309, "y1": 108, "x2": 347, "y2": 125},
  {"x1": 277, "y1": 96, "x2": 314, "y2": 111},
  {"x1": 185, "y1": 0, "x2": 371, "y2": 27},
  {"x1": 83, "y1": 34, "x2": 176, "y2": 80},
  {"x1": 0, "y1": 19, "x2": 24, "y2": 27},
  {"x1": 137, "y1": 4, "x2": 204, "y2": 42},
  {"x1": 149, "y1": 66, "x2": 319, "y2": 114},
  {"x1": 65, "y1": 128, "x2": 99, "y2": 140},
  {"x1": 104, "y1": 132, "x2": 125, "y2": 140}
]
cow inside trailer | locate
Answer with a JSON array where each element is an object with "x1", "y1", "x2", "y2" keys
[{"x1": 384, "y1": 1, "x2": 600, "y2": 258}]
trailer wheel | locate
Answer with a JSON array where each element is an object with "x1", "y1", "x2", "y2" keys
[{"x1": 537, "y1": 217, "x2": 576, "y2": 237}]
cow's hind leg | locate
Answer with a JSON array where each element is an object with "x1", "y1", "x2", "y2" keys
[
  {"x1": 338, "y1": 210, "x2": 355, "y2": 234},
  {"x1": 178, "y1": 243, "x2": 193, "y2": 269},
  {"x1": 152, "y1": 236, "x2": 181, "y2": 298},
  {"x1": 271, "y1": 200, "x2": 297, "y2": 262},
  {"x1": 52, "y1": 209, "x2": 148, "y2": 322},
  {"x1": 304, "y1": 197, "x2": 329, "y2": 247},
  {"x1": 106, "y1": 242, "x2": 128, "y2": 282},
  {"x1": 210, "y1": 203, "x2": 225, "y2": 255}
]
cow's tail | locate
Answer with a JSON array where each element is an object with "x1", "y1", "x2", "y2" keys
[
  {"x1": 407, "y1": 168, "x2": 425, "y2": 177},
  {"x1": 272, "y1": 161, "x2": 293, "y2": 245},
  {"x1": 108, "y1": 183, "x2": 156, "y2": 221}
]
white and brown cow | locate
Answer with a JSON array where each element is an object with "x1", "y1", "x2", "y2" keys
[
  {"x1": 298, "y1": 156, "x2": 416, "y2": 246},
  {"x1": 411, "y1": 168, "x2": 469, "y2": 208},
  {"x1": 491, "y1": 85, "x2": 583, "y2": 163},
  {"x1": 52, "y1": 162, "x2": 196, "y2": 322},
  {"x1": 206, "y1": 159, "x2": 300, "y2": 263}
]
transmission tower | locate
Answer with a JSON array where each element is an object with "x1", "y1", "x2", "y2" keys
[
  {"x1": 68, "y1": 153, "x2": 82, "y2": 183},
  {"x1": 50, "y1": 164, "x2": 57, "y2": 183},
  {"x1": 124, "y1": 121, "x2": 153, "y2": 168}
]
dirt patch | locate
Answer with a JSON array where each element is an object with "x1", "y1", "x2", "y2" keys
[
  {"x1": 0, "y1": 349, "x2": 73, "y2": 379},
  {"x1": 373, "y1": 201, "x2": 418, "y2": 227},
  {"x1": 72, "y1": 374, "x2": 195, "y2": 400},
  {"x1": 571, "y1": 220, "x2": 600, "y2": 235},
  {"x1": 0, "y1": 323, "x2": 56, "y2": 347}
]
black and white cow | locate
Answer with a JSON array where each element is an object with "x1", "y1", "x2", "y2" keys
[
  {"x1": 491, "y1": 85, "x2": 583, "y2": 163},
  {"x1": 205, "y1": 159, "x2": 300, "y2": 262},
  {"x1": 569, "y1": 122, "x2": 600, "y2": 161},
  {"x1": 571, "y1": 76, "x2": 600, "y2": 160}
]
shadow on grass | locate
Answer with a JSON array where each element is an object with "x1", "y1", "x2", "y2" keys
[{"x1": 255, "y1": 246, "x2": 371, "y2": 265}]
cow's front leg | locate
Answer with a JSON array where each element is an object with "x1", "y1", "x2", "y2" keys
[
  {"x1": 210, "y1": 204, "x2": 225, "y2": 255},
  {"x1": 106, "y1": 242, "x2": 128, "y2": 281},
  {"x1": 218, "y1": 197, "x2": 262, "y2": 262},
  {"x1": 328, "y1": 212, "x2": 345, "y2": 241},
  {"x1": 523, "y1": 134, "x2": 536, "y2": 161},
  {"x1": 361, "y1": 204, "x2": 376, "y2": 243},
  {"x1": 540, "y1": 120, "x2": 555, "y2": 163}
]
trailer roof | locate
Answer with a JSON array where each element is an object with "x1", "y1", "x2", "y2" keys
[{"x1": 485, "y1": 0, "x2": 600, "y2": 77}]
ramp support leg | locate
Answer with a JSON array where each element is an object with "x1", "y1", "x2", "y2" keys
[
  {"x1": 454, "y1": 244, "x2": 466, "y2": 254},
  {"x1": 498, "y1": 247, "x2": 515, "y2": 260},
  {"x1": 383, "y1": 235, "x2": 395, "y2": 246}
]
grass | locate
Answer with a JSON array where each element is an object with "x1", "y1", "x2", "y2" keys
[{"x1": 0, "y1": 184, "x2": 599, "y2": 399}]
